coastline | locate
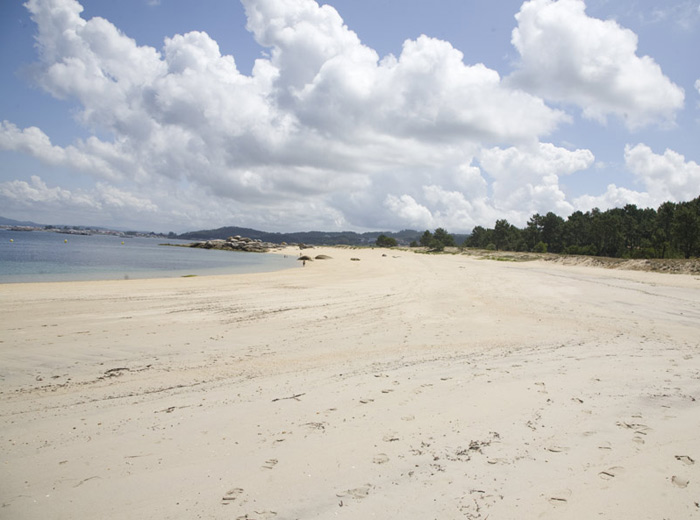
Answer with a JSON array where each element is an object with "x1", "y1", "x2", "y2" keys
[
  {"x1": 0, "y1": 231, "x2": 298, "y2": 284},
  {"x1": 1, "y1": 246, "x2": 699, "y2": 519}
]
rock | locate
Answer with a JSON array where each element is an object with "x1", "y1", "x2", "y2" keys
[{"x1": 184, "y1": 235, "x2": 279, "y2": 253}]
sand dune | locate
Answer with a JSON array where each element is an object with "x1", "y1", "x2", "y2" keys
[{"x1": 1, "y1": 247, "x2": 699, "y2": 519}]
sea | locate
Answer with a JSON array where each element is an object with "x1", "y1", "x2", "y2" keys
[{"x1": 0, "y1": 229, "x2": 298, "y2": 283}]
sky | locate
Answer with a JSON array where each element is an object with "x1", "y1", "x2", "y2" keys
[{"x1": 0, "y1": 0, "x2": 699, "y2": 233}]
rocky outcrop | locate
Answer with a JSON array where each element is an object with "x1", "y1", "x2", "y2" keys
[{"x1": 189, "y1": 235, "x2": 279, "y2": 253}]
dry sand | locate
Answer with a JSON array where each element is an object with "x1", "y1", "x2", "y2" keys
[{"x1": 1, "y1": 246, "x2": 699, "y2": 519}]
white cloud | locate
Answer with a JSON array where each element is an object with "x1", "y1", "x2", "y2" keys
[
  {"x1": 0, "y1": 0, "x2": 579, "y2": 232},
  {"x1": 479, "y1": 143, "x2": 595, "y2": 220},
  {"x1": 574, "y1": 184, "x2": 654, "y2": 212},
  {"x1": 624, "y1": 144, "x2": 700, "y2": 201},
  {"x1": 0, "y1": 121, "x2": 126, "y2": 182},
  {"x1": 383, "y1": 194, "x2": 434, "y2": 229},
  {"x1": 0, "y1": 175, "x2": 157, "y2": 214},
  {"x1": 574, "y1": 144, "x2": 700, "y2": 211},
  {"x1": 510, "y1": 0, "x2": 685, "y2": 129},
  {"x1": 6, "y1": 0, "x2": 694, "y2": 233},
  {"x1": 0, "y1": 175, "x2": 96, "y2": 207}
]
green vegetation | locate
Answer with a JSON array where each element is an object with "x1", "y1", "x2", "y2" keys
[
  {"x1": 463, "y1": 196, "x2": 700, "y2": 259},
  {"x1": 419, "y1": 228, "x2": 456, "y2": 251},
  {"x1": 375, "y1": 234, "x2": 398, "y2": 247},
  {"x1": 178, "y1": 226, "x2": 435, "y2": 246}
]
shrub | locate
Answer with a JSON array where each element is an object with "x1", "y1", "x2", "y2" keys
[{"x1": 533, "y1": 241, "x2": 548, "y2": 253}]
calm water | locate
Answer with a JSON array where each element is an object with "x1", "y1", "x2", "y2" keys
[{"x1": 0, "y1": 230, "x2": 297, "y2": 283}]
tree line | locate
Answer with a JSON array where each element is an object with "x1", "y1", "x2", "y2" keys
[
  {"x1": 376, "y1": 196, "x2": 700, "y2": 259},
  {"x1": 377, "y1": 228, "x2": 455, "y2": 250},
  {"x1": 464, "y1": 196, "x2": 700, "y2": 259}
]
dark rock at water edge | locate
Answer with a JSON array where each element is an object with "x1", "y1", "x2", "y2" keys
[{"x1": 188, "y1": 235, "x2": 280, "y2": 253}]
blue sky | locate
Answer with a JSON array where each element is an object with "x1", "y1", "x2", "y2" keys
[{"x1": 1, "y1": 0, "x2": 699, "y2": 232}]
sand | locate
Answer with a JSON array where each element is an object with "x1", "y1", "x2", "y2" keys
[{"x1": 1, "y1": 246, "x2": 699, "y2": 519}]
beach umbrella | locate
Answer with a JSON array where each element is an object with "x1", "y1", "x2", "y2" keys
[{"x1": 297, "y1": 255, "x2": 313, "y2": 261}]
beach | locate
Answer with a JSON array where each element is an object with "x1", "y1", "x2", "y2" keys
[{"x1": 1, "y1": 246, "x2": 699, "y2": 519}]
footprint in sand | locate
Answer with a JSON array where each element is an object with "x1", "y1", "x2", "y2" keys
[
  {"x1": 236, "y1": 511, "x2": 277, "y2": 520},
  {"x1": 548, "y1": 488, "x2": 572, "y2": 505},
  {"x1": 671, "y1": 476, "x2": 689, "y2": 488},
  {"x1": 616, "y1": 421, "x2": 652, "y2": 434},
  {"x1": 303, "y1": 422, "x2": 327, "y2": 432},
  {"x1": 337, "y1": 484, "x2": 372, "y2": 499},
  {"x1": 546, "y1": 446, "x2": 569, "y2": 453},
  {"x1": 222, "y1": 487, "x2": 244, "y2": 503},
  {"x1": 675, "y1": 455, "x2": 695, "y2": 465},
  {"x1": 598, "y1": 466, "x2": 625, "y2": 480},
  {"x1": 372, "y1": 453, "x2": 389, "y2": 465},
  {"x1": 262, "y1": 459, "x2": 278, "y2": 470}
]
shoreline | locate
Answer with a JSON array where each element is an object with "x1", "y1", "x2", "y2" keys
[{"x1": 1, "y1": 246, "x2": 699, "y2": 519}]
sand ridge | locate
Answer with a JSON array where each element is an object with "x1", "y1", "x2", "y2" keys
[{"x1": 1, "y1": 246, "x2": 699, "y2": 519}]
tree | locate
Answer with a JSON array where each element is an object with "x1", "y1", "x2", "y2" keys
[
  {"x1": 673, "y1": 204, "x2": 699, "y2": 258},
  {"x1": 493, "y1": 219, "x2": 518, "y2": 251},
  {"x1": 419, "y1": 230, "x2": 433, "y2": 247},
  {"x1": 533, "y1": 241, "x2": 548, "y2": 253},
  {"x1": 493, "y1": 220, "x2": 508, "y2": 250},
  {"x1": 465, "y1": 226, "x2": 492, "y2": 248},
  {"x1": 418, "y1": 228, "x2": 456, "y2": 251},
  {"x1": 541, "y1": 212, "x2": 565, "y2": 253},
  {"x1": 591, "y1": 210, "x2": 625, "y2": 257},
  {"x1": 655, "y1": 201, "x2": 676, "y2": 258},
  {"x1": 562, "y1": 210, "x2": 593, "y2": 254},
  {"x1": 376, "y1": 234, "x2": 398, "y2": 248},
  {"x1": 524, "y1": 214, "x2": 543, "y2": 251},
  {"x1": 433, "y1": 228, "x2": 455, "y2": 248},
  {"x1": 459, "y1": 196, "x2": 697, "y2": 259}
]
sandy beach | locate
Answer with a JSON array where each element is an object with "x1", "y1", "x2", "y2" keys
[{"x1": 1, "y1": 246, "x2": 699, "y2": 519}]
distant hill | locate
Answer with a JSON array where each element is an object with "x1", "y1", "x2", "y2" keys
[
  {"x1": 178, "y1": 226, "x2": 460, "y2": 246},
  {"x1": 0, "y1": 216, "x2": 43, "y2": 227}
]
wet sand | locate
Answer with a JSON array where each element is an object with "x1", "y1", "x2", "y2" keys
[{"x1": 1, "y1": 247, "x2": 699, "y2": 519}]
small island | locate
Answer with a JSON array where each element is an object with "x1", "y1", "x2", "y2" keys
[{"x1": 170, "y1": 235, "x2": 283, "y2": 253}]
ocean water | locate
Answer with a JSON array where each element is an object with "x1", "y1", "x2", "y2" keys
[{"x1": 0, "y1": 230, "x2": 297, "y2": 283}]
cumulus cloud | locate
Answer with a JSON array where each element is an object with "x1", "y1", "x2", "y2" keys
[
  {"x1": 0, "y1": 121, "x2": 128, "y2": 182},
  {"x1": 574, "y1": 144, "x2": 700, "y2": 211},
  {"x1": 0, "y1": 175, "x2": 97, "y2": 208},
  {"x1": 479, "y1": 143, "x2": 595, "y2": 218},
  {"x1": 0, "y1": 175, "x2": 157, "y2": 217},
  {"x1": 383, "y1": 194, "x2": 434, "y2": 229},
  {"x1": 2, "y1": 0, "x2": 692, "y2": 232},
  {"x1": 378, "y1": 143, "x2": 595, "y2": 230},
  {"x1": 574, "y1": 184, "x2": 654, "y2": 212},
  {"x1": 0, "y1": 0, "x2": 580, "y2": 232},
  {"x1": 509, "y1": 0, "x2": 684, "y2": 129},
  {"x1": 624, "y1": 144, "x2": 700, "y2": 201}
]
